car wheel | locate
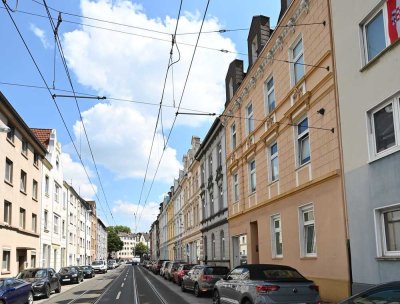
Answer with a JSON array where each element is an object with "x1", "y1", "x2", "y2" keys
[
  {"x1": 212, "y1": 290, "x2": 220, "y2": 304},
  {"x1": 55, "y1": 282, "x2": 61, "y2": 293},
  {"x1": 194, "y1": 283, "x2": 201, "y2": 297},
  {"x1": 181, "y1": 281, "x2": 186, "y2": 292},
  {"x1": 44, "y1": 284, "x2": 51, "y2": 298},
  {"x1": 27, "y1": 291, "x2": 34, "y2": 304}
]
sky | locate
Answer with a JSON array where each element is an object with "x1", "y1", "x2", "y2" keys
[{"x1": 0, "y1": 0, "x2": 280, "y2": 232}]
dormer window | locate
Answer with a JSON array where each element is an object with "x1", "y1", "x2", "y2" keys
[{"x1": 251, "y1": 37, "x2": 258, "y2": 63}]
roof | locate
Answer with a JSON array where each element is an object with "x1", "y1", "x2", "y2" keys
[{"x1": 31, "y1": 128, "x2": 52, "y2": 149}]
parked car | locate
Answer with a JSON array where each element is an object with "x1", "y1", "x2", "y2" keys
[
  {"x1": 338, "y1": 281, "x2": 400, "y2": 303},
  {"x1": 160, "y1": 261, "x2": 171, "y2": 277},
  {"x1": 152, "y1": 260, "x2": 168, "y2": 275},
  {"x1": 181, "y1": 265, "x2": 229, "y2": 297},
  {"x1": 16, "y1": 268, "x2": 61, "y2": 299},
  {"x1": 213, "y1": 264, "x2": 320, "y2": 304},
  {"x1": 165, "y1": 261, "x2": 181, "y2": 281},
  {"x1": 58, "y1": 266, "x2": 84, "y2": 284},
  {"x1": 80, "y1": 266, "x2": 95, "y2": 278},
  {"x1": 92, "y1": 260, "x2": 107, "y2": 273},
  {"x1": 173, "y1": 264, "x2": 195, "y2": 285},
  {"x1": 0, "y1": 277, "x2": 33, "y2": 304}
]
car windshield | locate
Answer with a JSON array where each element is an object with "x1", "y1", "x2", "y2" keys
[
  {"x1": 204, "y1": 267, "x2": 229, "y2": 275},
  {"x1": 92, "y1": 261, "x2": 103, "y2": 265},
  {"x1": 17, "y1": 269, "x2": 47, "y2": 279},
  {"x1": 252, "y1": 268, "x2": 307, "y2": 281},
  {"x1": 60, "y1": 267, "x2": 77, "y2": 274},
  {"x1": 82, "y1": 266, "x2": 91, "y2": 270}
]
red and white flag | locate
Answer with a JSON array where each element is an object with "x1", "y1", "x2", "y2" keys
[{"x1": 387, "y1": 0, "x2": 400, "y2": 43}]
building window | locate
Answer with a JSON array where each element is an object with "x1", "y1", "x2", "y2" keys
[
  {"x1": 31, "y1": 255, "x2": 36, "y2": 268},
  {"x1": 249, "y1": 160, "x2": 256, "y2": 193},
  {"x1": 270, "y1": 143, "x2": 279, "y2": 182},
  {"x1": 20, "y1": 170, "x2": 27, "y2": 193},
  {"x1": 62, "y1": 220, "x2": 66, "y2": 237},
  {"x1": 4, "y1": 201, "x2": 11, "y2": 225},
  {"x1": 6, "y1": 125, "x2": 15, "y2": 143},
  {"x1": 56, "y1": 156, "x2": 60, "y2": 170},
  {"x1": 54, "y1": 214, "x2": 59, "y2": 234},
  {"x1": 45, "y1": 175, "x2": 49, "y2": 196},
  {"x1": 22, "y1": 139, "x2": 28, "y2": 156},
  {"x1": 264, "y1": 77, "x2": 275, "y2": 113},
  {"x1": 233, "y1": 173, "x2": 239, "y2": 202},
  {"x1": 231, "y1": 122, "x2": 237, "y2": 150},
  {"x1": 55, "y1": 183, "x2": 61, "y2": 203},
  {"x1": 299, "y1": 204, "x2": 316, "y2": 257},
  {"x1": 368, "y1": 98, "x2": 400, "y2": 158},
  {"x1": 290, "y1": 37, "x2": 304, "y2": 85},
  {"x1": 5, "y1": 158, "x2": 13, "y2": 184},
  {"x1": 209, "y1": 193, "x2": 214, "y2": 216},
  {"x1": 32, "y1": 214, "x2": 37, "y2": 233},
  {"x1": 296, "y1": 117, "x2": 310, "y2": 166},
  {"x1": 217, "y1": 142, "x2": 222, "y2": 167},
  {"x1": 220, "y1": 230, "x2": 225, "y2": 259},
  {"x1": 208, "y1": 155, "x2": 213, "y2": 177},
  {"x1": 33, "y1": 152, "x2": 39, "y2": 167},
  {"x1": 218, "y1": 185, "x2": 223, "y2": 211},
  {"x1": 19, "y1": 208, "x2": 26, "y2": 229},
  {"x1": 32, "y1": 180, "x2": 38, "y2": 200},
  {"x1": 271, "y1": 214, "x2": 283, "y2": 258},
  {"x1": 44, "y1": 210, "x2": 48, "y2": 231},
  {"x1": 2, "y1": 250, "x2": 11, "y2": 272},
  {"x1": 376, "y1": 205, "x2": 400, "y2": 256},
  {"x1": 246, "y1": 103, "x2": 254, "y2": 134},
  {"x1": 211, "y1": 233, "x2": 216, "y2": 259}
]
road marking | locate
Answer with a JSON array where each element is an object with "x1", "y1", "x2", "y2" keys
[
  {"x1": 121, "y1": 283, "x2": 124, "y2": 287},
  {"x1": 132, "y1": 267, "x2": 139, "y2": 304},
  {"x1": 93, "y1": 267, "x2": 130, "y2": 304},
  {"x1": 138, "y1": 267, "x2": 168, "y2": 304},
  {"x1": 116, "y1": 291, "x2": 121, "y2": 300}
]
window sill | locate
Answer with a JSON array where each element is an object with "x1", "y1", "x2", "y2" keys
[
  {"x1": 44, "y1": 228, "x2": 49, "y2": 233},
  {"x1": 272, "y1": 256, "x2": 283, "y2": 260},
  {"x1": 21, "y1": 152, "x2": 28, "y2": 160},
  {"x1": 376, "y1": 256, "x2": 400, "y2": 261},
  {"x1": 20, "y1": 190, "x2": 27, "y2": 195},
  {"x1": 32, "y1": 197, "x2": 38, "y2": 202},
  {"x1": 300, "y1": 255, "x2": 317, "y2": 260},
  {"x1": 248, "y1": 191, "x2": 256, "y2": 196},
  {"x1": 33, "y1": 163, "x2": 39, "y2": 169},
  {"x1": 360, "y1": 39, "x2": 400, "y2": 72},
  {"x1": 368, "y1": 146, "x2": 400, "y2": 164},
  {"x1": 4, "y1": 180, "x2": 13, "y2": 187},
  {"x1": 268, "y1": 179, "x2": 279, "y2": 186},
  {"x1": 1, "y1": 271, "x2": 11, "y2": 275},
  {"x1": 296, "y1": 161, "x2": 310, "y2": 171},
  {"x1": 7, "y1": 138, "x2": 15, "y2": 147}
]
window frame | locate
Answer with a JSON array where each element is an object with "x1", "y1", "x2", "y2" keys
[
  {"x1": 54, "y1": 214, "x2": 59, "y2": 234},
  {"x1": 5, "y1": 158, "x2": 13, "y2": 184},
  {"x1": 269, "y1": 142, "x2": 279, "y2": 182},
  {"x1": 248, "y1": 159, "x2": 256, "y2": 194},
  {"x1": 296, "y1": 116, "x2": 311, "y2": 167},
  {"x1": 22, "y1": 139, "x2": 28, "y2": 157},
  {"x1": 32, "y1": 213, "x2": 37, "y2": 233},
  {"x1": 6, "y1": 125, "x2": 15, "y2": 143},
  {"x1": 246, "y1": 102, "x2": 254, "y2": 134},
  {"x1": 220, "y1": 230, "x2": 225, "y2": 259},
  {"x1": 3, "y1": 201, "x2": 12, "y2": 225},
  {"x1": 368, "y1": 96, "x2": 400, "y2": 160},
  {"x1": 374, "y1": 204, "x2": 400, "y2": 257},
  {"x1": 19, "y1": 208, "x2": 26, "y2": 230},
  {"x1": 44, "y1": 210, "x2": 49, "y2": 231},
  {"x1": 233, "y1": 172, "x2": 239, "y2": 203},
  {"x1": 298, "y1": 204, "x2": 317, "y2": 257},
  {"x1": 271, "y1": 214, "x2": 283, "y2": 258},
  {"x1": 2, "y1": 250, "x2": 11, "y2": 272},
  {"x1": 264, "y1": 76, "x2": 276, "y2": 114},
  {"x1": 20, "y1": 170, "x2": 27, "y2": 193},
  {"x1": 231, "y1": 122, "x2": 237, "y2": 150},
  {"x1": 32, "y1": 179, "x2": 38, "y2": 200},
  {"x1": 289, "y1": 36, "x2": 305, "y2": 86}
]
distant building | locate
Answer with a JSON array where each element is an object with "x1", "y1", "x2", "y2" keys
[
  {"x1": 116, "y1": 232, "x2": 150, "y2": 261},
  {"x1": 96, "y1": 217, "x2": 107, "y2": 260}
]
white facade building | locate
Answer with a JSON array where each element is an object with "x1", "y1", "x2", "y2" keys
[
  {"x1": 116, "y1": 232, "x2": 150, "y2": 261},
  {"x1": 96, "y1": 218, "x2": 107, "y2": 260}
]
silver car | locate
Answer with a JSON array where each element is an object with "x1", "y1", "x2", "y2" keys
[{"x1": 213, "y1": 264, "x2": 320, "y2": 304}]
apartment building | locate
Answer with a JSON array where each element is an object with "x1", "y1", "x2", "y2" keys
[
  {"x1": 159, "y1": 194, "x2": 170, "y2": 259},
  {"x1": 172, "y1": 175, "x2": 184, "y2": 261},
  {"x1": 31, "y1": 128, "x2": 67, "y2": 270},
  {"x1": 222, "y1": 0, "x2": 349, "y2": 301},
  {"x1": 166, "y1": 191, "x2": 175, "y2": 259},
  {"x1": 181, "y1": 136, "x2": 202, "y2": 264},
  {"x1": 96, "y1": 217, "x2": 107, "y2": 260},
  {"x1": 331, "y1": 0, "x2": 400, "y2": 294},
  {"x1": 195, "y1": 118, "x2": 230, "y2": 268},
  {"x1": 87, "y1": 201, "x2": 97, "y2": 263},
  {"x1": 0, "y1": 92, "x2": 47, "y2": 277},
  {"x1": 149, "y1": 216, "x2": 160, "y2": 260},
  {"x1": 116, "y1": 232, "x2": 150, "y2": 261}
]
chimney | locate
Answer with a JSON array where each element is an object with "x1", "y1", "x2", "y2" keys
[
  {"x1": 247, "y1": 15, "x2": 271, "y2": 70},
  {"x1": 225, "y1": 59, "x2": 244, "y2": 107}
]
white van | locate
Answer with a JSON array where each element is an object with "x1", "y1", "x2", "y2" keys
[{"x1": 92, "y1": 260, "x2": 107, "y2": 273}]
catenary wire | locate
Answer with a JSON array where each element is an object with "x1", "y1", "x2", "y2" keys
[{"x1": 2, "y1": 1, "x2": 112, "y2": 225}]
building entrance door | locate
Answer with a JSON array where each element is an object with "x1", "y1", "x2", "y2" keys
[
  {"x1": 250, "y1": 221, "x2": 259, "y2": 264},
  {"x1": 17, "y1": 251, "x2": 27, "y2": 272}
]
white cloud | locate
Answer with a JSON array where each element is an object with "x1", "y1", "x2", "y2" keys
[
  {"x1": 61, "y1": 152, "x2": 97, "y2": 199},
  {"x1": 30, "y1": 24, "x2": 51, "y2": 49},
  {"x1": 112, "y1": 200, "x2": 160, "y2": 232}
]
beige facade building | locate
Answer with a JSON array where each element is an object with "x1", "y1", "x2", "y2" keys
[
  {"x1": 0, "y1": 92, "x2": 47, "y2": 277},
  {"x1": 222, "y1": 0, "x2": 349, "y2": 301}
]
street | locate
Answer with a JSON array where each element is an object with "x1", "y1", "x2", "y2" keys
[{"x1": 36, "y1": 264, "x2": 212, "y2": 304}]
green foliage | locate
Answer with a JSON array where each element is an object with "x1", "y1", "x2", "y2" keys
[
  {"x1": 113, "y1": 225, "x2": 131, "y2": 234},
  {"x1": 107, "y1": 228, "x2": 123, "y2": 253},
  {"x1": 134, "y1": 242, "x2": 149, "y2": 257}
]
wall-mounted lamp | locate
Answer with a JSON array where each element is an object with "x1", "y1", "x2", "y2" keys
[{"x1": 317, "y1": 108, "x2": 325, "y2": 115}]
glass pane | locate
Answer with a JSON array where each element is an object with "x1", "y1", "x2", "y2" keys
[
  {"x1": 384, "y1": 210, "x2": 400, "y2": 252},
  {"x1": 294, "y1": 54, "x2": 305, "y2": 83},
  {"x1": 374, "y1": 104, "x2": 396, "y2": 153},
  {"x1": 271, "y1": 143, "x2": 278, "y2": 156},
  {"x1": 247, "y1": 104, "x2": 253, "y2": 116},
  {"x1": 300, "y1": 135, "x2": 311, "y2": 164},
  {"x1": 298, "y1": 118, "x2": 308, "y2": 135},
  {"x1": 275, "y1": 232, "x2": 282, "y2": 255},
  {"x1": 271, "y1": 157, "x2": 279, "y2": 181},
  {"x1": 366, "y1": 10, "x2": 386, "y2": 61},
  {"x1": 268, "y1": 90, "x2": 275, "y2": 113},
  {"x1": 293, "y1": 39, "x2": 303, "y2": 58},
  {"x1": 267, "y1": 78, "x2": 274, "y2": 90},
  {"x1": 305, "y1": 225, "x2": 316, "y2": 254}
]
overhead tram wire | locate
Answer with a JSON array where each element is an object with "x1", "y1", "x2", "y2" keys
[
  {"x1": 42, "y1": 0, "x2": 116, "y2": 224},
  {"x1": 133, "y1": 0, "x2": 183, "y2": 233},
  {"x1": 2, "y1": 1, "x2": 112, "y2": 225},
  {"x1": 136, "y1": 0, "x2": 211, "y2": 228}
]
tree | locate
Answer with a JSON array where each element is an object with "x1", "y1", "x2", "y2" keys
[
  {"x1": 107, "y1": 227, "x2": 123, "y2": 254},
  {"x1": 134, "y1": 242, "x2": 149, "y2": 258},
  {"x1": 113, "y1": 225, "x2": 131, "y2": 234}
]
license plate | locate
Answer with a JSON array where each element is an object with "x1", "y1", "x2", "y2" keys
[{"x1": 63, "y1": 279, "x2": 70, "y2": 281}]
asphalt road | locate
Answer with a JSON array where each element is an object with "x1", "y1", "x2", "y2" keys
[{"x1": 36, "y1": 264, "x2": 213, "y2": 304}]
